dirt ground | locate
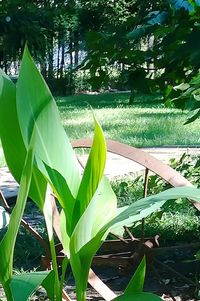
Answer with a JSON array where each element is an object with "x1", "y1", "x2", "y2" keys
[
  {"x1": 1, "y1": 240, "x2": 200, "y2": 301},
  {"x1": 0, "y1": 266, "x2": 199, "y2": 301}
]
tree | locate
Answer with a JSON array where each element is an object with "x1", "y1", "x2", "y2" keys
[
  {"x1": 0, "y1": 0, "x2": 54, "y2": 74},
  {"x1": 80, "y1": 0, "x2": 200, "y2": 103},
  {"x1": 2, "y1": 0, "x2": 200, "y2": 100}
]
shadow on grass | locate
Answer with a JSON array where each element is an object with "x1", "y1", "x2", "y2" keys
[
  {"x1": 100, "y1": 110, "x2": 186, "y2": 133},
  {"x1": 102, "y1": 122, "x2": 178, "y2": 146},
  {"x1": 55, "y1": 91, "x2": 200, "y2": 147},
  {"x1": 121, "y1": 110, "x2": 185, "y2": 118},
  {"x1": 56, "y1": 92, "x2": 163, "y2": 110}
]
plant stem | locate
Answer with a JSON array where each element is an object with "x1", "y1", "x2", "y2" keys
[
  {"x1": 60, "y1": 257, "x2": 68, "y2": 292},
  {"x1": 49, "y1": 238, "x2": 62, "y2": 301},
  {"x1": 77, "y1": 290, "x2": 86, "y2": 301},
  {"x1": 4, "y1": 283, "x2": 14, "y2": 301}
]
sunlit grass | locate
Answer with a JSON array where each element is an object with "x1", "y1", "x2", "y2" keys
[
  {"x1": 1, "y1": 92, "x2": 200, "y2": 167},
  {"x1": 58, "y1": 92, "x2": 200, "y2": 147}
]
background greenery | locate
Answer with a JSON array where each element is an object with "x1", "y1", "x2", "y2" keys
[
  {"x1": 1, "y1": 0, "x2": 200, "y2": 108},
  {"x1": 112, "y1": 153, "x2": 200, "y2": 243}
]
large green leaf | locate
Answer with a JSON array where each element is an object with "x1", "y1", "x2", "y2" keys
[
  {"x1": 16, "y1": 45, "x2": 81, "y2": 205},
  {"x1": 0, "y1": 68, "x2": 46, "y2": 209},
  {"x1": 106, "y1": 187, "x2": 200, "y2": 231},
  {"x1": 9, "y1": 271, "x2": 52, "y2": 301},
  {"x1": 0, "y1": 70, "x2": 25, "y2": 180},
  {"x1": 44, "y1": 165, "x2": 75, "y2": 235},
  {"x1": 0, "y1": 145, "x2": 34, "y2": 287},
  {"x1": 112, "y1": 292, "x2": 162, "y2": 301},
  {"x1": 71, "y1": 186, "x2": 200, "y2": 301},
  {"x1": 82, "y1": 187, "x2": 200, "y2": 257},
  {"x1": 41, "y1": 270, "x2": 55, "y2": 301},
  {"x1": 72, "y1": 117, "x2": 106, "y2": 230},
  {"x1": 70, "y1": 177, "x2": 117, "y2": 301},
  {"x1": 71, "y1": 177, "x2": 116, "y2": 253},
  {"x1": 113, "y1": 257, "x2": 160, "y2": 301},
  {"x1": 14, "y1": 46, "x2": 81, "y2": 300}
]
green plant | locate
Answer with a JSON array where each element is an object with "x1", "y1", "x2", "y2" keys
[
  {"x1": 1, "y1": 45, "x2": 200, "y2": 301},
  {"x1": 112, "y1": 154, "x2": 200, "y2": 242},
  {"x1": 0, "y1": 141, "x2": 53, "y2": 301},
  {"x1": 74, "y1": 70, "x2": 92, "y2": 93},
  {"x1": 170, "y1": 153, "x2": 200, "y2": 187}
]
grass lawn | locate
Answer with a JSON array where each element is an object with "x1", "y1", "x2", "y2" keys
[
  {"x1": 1, "y1": 91, "x2": 200, "y2": 167},
  {"x1": 58, "y1": 92, "x2": 200, "y2": 145}
]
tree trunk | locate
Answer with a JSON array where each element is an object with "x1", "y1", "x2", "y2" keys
[
  {"x1": 60, "y1": 42, "x2": 65, "y2": 79},
  {"x1": 69, "y1": 36, "x2": 73, "y2": 68},
  {"x1": 129, "y1": 91, "x2": 135, "y2": 105},
  {"x1": 56, "y1": 35, "x2": 61, "y2": 79},
  {"x1": 48, "y1": 36, "x2": 54, "y2": 79},
  {"x1": 3, "y1": 57, "x2": 8, "y2": 74},
  {"x1": 74, "y1": 31, "x2": 79, "y2": 66}
]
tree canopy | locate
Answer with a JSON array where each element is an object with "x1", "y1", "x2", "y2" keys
[{"x1": 1, "y1": 0, "x2": 200, "y2": 111}]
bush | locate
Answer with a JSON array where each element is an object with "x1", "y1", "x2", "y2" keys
[
  {"x1": 45, "y1": 72, "x2": 75, "y2": 96},
  {"x1": 74, "y1": 70, "x2": 92, "y2": 93},
  {"x1": 111, "y1": 154, "x2": 200, "y2": 243}
]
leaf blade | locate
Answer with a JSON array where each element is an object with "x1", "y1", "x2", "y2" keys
[
  {"x1": 112, "y1": 292, "x2": 162, "y2": 301},
  {"x1": 9, "y1": 271, "x2": 51, "y2": 301},
  {"x1": 124, "y1": 256, "x2": 146, "y2": 294},
  {"x1": 72, "y1": 117, "x2": 106, "y2": 229},
  {"x1": 0, "y1": 67, "x2": 46, "y2": 209},
  {"x1": 70, "y1": 177, "x2": 117, "y2": 300},
  {"x1": 16, "y1": 45, "x2": 81, "y2": 203},
  {"x1": 0, "y1": 145, "x2": 34, "y2": 285}
]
